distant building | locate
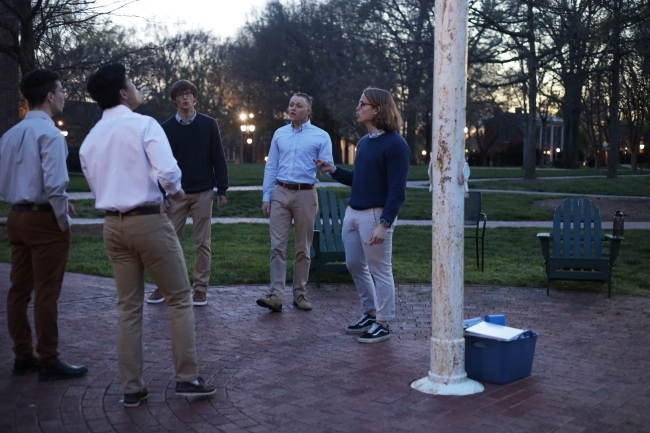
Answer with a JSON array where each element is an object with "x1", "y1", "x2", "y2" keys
[{"x1": 468, "y1": 109, "x2": 565, "y2": 165}]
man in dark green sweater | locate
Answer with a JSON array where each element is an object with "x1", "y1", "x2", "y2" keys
[{"x1": 147, "y1": 80, "x2": 228, "y2": 306}]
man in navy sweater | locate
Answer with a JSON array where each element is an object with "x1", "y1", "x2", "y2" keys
[{"x1": 147, "y1": 80, "x2": 228, "y2": 306}]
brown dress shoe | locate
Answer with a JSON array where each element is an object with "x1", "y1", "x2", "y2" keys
[{"x1": 192, "y1": 290, "x2": 207, "y2": 306}]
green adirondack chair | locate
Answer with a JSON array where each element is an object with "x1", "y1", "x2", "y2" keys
[
  {"x1": 537, "y1": 197, "x2": 623, "y2": 298},
  {"x1": 465, "y1": 191, "x2": 487, "y2": 271},
  {"x1": 310, "y1": 189, "x2": 348, "y2": 287}
]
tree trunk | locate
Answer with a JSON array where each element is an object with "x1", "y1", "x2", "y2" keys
[
  {"x1": 561, "y1": 82, "x2": 583, "y2": 168},
  {"x1": 523, "y1": 1, "x2": 537, "y2": 180},
  {"x1": 607, "y1": 0, "x2": 621, "y2": 179}
]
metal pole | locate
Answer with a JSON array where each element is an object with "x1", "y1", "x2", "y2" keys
[{"x1": 411, "y1": 0, "x2": 483, "y2": 396}]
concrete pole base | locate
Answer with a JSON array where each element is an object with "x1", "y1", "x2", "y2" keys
[{"x1": 411, "y1": 376, "x2": 484, "y2": 396}]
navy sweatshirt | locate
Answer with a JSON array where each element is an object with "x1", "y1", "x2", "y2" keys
[
  {"x1": 161, "y1": 113, "x2": 228, "y2": 195},
  {"x1": 331, "y1": 131, "x2": 410, "y2": 224}
]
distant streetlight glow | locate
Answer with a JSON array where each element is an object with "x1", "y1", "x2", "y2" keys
[{"x1": 239, "y1": 111, "x2": 255, "y2": 163}]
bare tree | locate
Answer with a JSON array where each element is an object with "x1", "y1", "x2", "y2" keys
[{"x1": 0, "y1": 0, "x2": 135, "y2": 74}]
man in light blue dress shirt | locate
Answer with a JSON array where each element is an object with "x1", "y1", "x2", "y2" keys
[
  {"x1": 0, "y1": 69, "x2": 87, "y2": 381},
  {"x1": 257, "y1": 93, "x2": 333, "y2": 312}
]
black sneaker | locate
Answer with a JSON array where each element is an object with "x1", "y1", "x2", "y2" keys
[
  {"x1": 12, "y1": 356, "x2": 39, "y2": 376},
  {"x1": 123, "y1": 388, "x2": 148, "y2": 407},
  {"x1": 345, "y1": 313, "x2": 376, "y2": 334},
  {"x1": 357, "y1": 323, "x2": 390, "y2": 343},
  {"x1": 175, "y1": 376, "x2": 216, "y2": 397}
]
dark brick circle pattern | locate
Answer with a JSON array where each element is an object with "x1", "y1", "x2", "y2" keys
[{"x1": 1, "y1": 264, "x2": 649, "y2": 432}]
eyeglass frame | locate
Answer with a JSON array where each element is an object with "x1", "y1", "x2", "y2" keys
[
  {"x1": 52, "y1": 88, "x2": 68, "y2": 97},
  {"x1": 175, "y1": 91, "x2": 195, "y2": 99},
  {"x1": 357, "y1": 101, "x2": 376, "y2": 109}
]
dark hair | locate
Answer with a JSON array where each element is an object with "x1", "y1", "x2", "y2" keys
[
  {"x1": 293, "y1": 92, "x2": 313, "y2": 107},
  {"x1": 170, "y1": 80, "x2": 198, "y2": 100},
  {"x1": 86, "y1": 63, "x2": 128, "y2": 110},
  {"x1": 20, "y1": 69, "x2": 60, "y2": 109},
  {"x1": 363, "y1": 87, "x2": 402, "y2": 132}
]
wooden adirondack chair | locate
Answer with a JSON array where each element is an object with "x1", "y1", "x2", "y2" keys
[
  {"x1": 537, "y1": 197, "x2": 623, "y2": 298},
  {"x1": 310, "y1": 189, "x2": 348, "y2": 287}
]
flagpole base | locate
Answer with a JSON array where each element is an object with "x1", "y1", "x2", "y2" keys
[{"x1": 411, "y1": 375, "x2": 484, "y2": 396}]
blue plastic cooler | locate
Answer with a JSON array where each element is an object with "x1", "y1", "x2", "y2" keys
[{"x1": 464, "y1": 330, "x2": 537, "y2": 384}]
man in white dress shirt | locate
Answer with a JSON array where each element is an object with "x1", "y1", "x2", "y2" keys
[{"x1": 79, "y1": 63, "x2": 215, "y2": 408}]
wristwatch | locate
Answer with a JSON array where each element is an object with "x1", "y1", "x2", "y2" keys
[{"x1": 379, "y1": 218, "x2": 392, "y2": 228}]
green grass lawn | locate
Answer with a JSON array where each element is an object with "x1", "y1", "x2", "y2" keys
[
  {"x1": 2, "y1": 164, "x2": 648, "y2": 296},
  {"x1": 2, "y1": 224, "x2": 647, "y2": 296},
  {"x1": 63, "y1": 163, "x2": 643, "y2": 193},
  {"x1": 0, "y1": 186, "x2": 640, "y2": 221},
  {"x1": 472, "y1": 175, "x2": 650, "y2": 196}
]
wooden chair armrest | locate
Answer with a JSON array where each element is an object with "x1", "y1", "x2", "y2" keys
[
  {"x1": 605, "y1": 234, "x2": 623, "y2": 266},
  {"x1": 537, "y1": 233, "x2": 550, "y2": 264}
]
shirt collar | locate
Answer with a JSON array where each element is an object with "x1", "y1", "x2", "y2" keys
[
  {"x1": 291, "y1": 119, "x2": 311, "y2": 132},
  {"x1": 101, "y1": 104, "x2": 133, "y2": 120},
  {"x1": 368, "y1": 129, "x2": 385, "y2": 138},
  {"x1": 175, "y1": 111, "x2": 197, "y2": 125},
  {"x1": 25, "y1": 110, "x2": 55, "y2": 125}
]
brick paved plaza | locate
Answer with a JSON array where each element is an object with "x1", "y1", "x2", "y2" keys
[{"x1": 1, "y1": 263, "x2": 649, "y2": 433}]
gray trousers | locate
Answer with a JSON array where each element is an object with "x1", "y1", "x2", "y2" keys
[{"x1": 342, "y1": 207, "x2": 396, "y2": 321}]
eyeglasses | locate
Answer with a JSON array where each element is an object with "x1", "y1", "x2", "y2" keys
[
  {"x1": 358, "y1": 101, "x2": 375, "y2": 108},
  {"x1": 176, "y1": 91, "x2": 194, "y2": 99},
  {"x1": 53, "y1": 88, "x2": 68, "y2": 97}
]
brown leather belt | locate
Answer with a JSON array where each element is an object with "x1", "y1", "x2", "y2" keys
[
  {"x1": 11, "y1": 203, "x2": 53, "y2": 212},
  {"x1": 276, "y1": 181, "x2": 314, "y2": 190},
  {"x1": 105, "y1": 205, "x2": 161, "y2": 217}
]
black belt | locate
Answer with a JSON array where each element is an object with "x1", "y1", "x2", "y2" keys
[
  {"x1": 11, "y1": 203, "x2": 53, "y2": 212},
  {"x1": 105, "y1": 205, "x2": 161, "y2": 217},
  {"x1": 276, "y1": 181, "x2": 314, "y2": 191}
]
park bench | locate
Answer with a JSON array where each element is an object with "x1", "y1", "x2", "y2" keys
[
  {"x1": 537, "y1": 196, "x2": 623, "y2": 298},
  {"x1": 310, "y1": 189, "x2": 347, "y2": 287}
]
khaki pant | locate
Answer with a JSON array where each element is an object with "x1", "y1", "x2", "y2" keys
[
  {"x1": 268, "y1": 185, "x2": 318, "y2": 297},
  {"x1": 103, "y1": 213, "x2": 198, "y2": 393},
  {"x1": 167, "y1": 189, "x2": 213, "y2": 291},
  {"x1": 7, "y1": 210, "x2": 70, "y2": 365}
]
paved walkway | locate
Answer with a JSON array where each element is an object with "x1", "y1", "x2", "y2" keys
[{"x1": 1, "y1": 263, "x2": 649, "y2": 433}]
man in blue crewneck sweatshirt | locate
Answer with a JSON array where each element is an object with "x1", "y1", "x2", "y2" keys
[{"x1": 147, "y1": 80, "x2": 229, "y2": 307}]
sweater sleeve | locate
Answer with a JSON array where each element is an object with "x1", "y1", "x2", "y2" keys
[
  {"x1": 330, "y1": 166, "x2": 354, "y2": 186},
  {"x1": 380, "y1": 136, "x2": 411, "y2": 223}
]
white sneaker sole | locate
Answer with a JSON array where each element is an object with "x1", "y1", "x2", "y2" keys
[
  {"x1": 358, "y1": 334, "x2": 391, "y2": 343},
  {"x1": 345, "y1": 325, "x2": 373, "y2": 334},
  {"x1": 146, "y1": 297, "x2": 164, "y2": 304}
]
